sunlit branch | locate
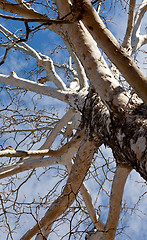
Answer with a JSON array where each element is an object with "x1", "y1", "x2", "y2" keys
[
  {"x1": 55, "y1": 26, "x2": 89, "y2": 89},
  {"x1": 37, "y1": 54, "x2": 67, "y2": 90},
  {"x1": 54, "y1": 62, "x2": 78, "y2": 78},
  {"x1": 0, "y1": 148, "x2": 72, "y2": 158},
  {"x1": 73, "y1": 0, "x2": 147, "y2": 104},
  {"x1": 122, "y1": 0, "x2": 136, "y2": 51},
  {"x1": 0, "y1": 126, "x2": 54, "y2": 134},
  {"x1": 20, "y1": 138, "x2": 97, "y2": 240},
  {"x1": 64, "y1": 40, "x2": 89, "y2": 89},
  {"x1": 80, "y1": 183, "x2": 104, "y2": 231},
  {"x1": 87, "y1": 165, "x2": 131, "y2": 240},
  {"x1": 40, "y1": 109, "x2": 74, "y2": 149},
  {"x1": 14, "y1": 0, "x2": 31, "y2": 10},
  {"x1": 96, "y1": 0, "x2": 102, "y2": 13},
  {"x1": 134, "y1": 0, "x2": 147, "y2": 27},
  {"x1": 103, "y1": 165, "x2": 131, "y2": 240},
  {"x1": 35, "y1": 139, "x2": 104, "y2": 239},
  {"x1": 0, "y1": 0, "x2": 49, "y2": 20},
  {"x1": 0, "y1": 24, "x2": 42, "y2": 60},
  {"x1": 30, "y1": 132, "x2": 82, "y2": 240},
  {"x1": 131, "y1": 0, "x2": 147, "y2": 52},
  {"x1": 71, "y1": 52, "x2": 89, "y2": 89},
  {"x1": 0, "y1": 156, "x2": 62, "y2": 179},
  {"x1": 0, "y1": 2, "x2": 88, "y2": 91},
  {"x1": 0, "y1": 12, "x2": 71, "y2": 24},
  {"x1": 61, "y1": 21, "x2": 131, "y2": 110},
  {"x1": 0, "y1": 130, "x2": 84, "y2": 158},
  {"x1": 0, "y1": 128, "x2": 85, "y2": 179},
  {"x1": 0, "y1": 24, "x2": 67, "y2": 90},
  {"x1": 0, "y1": 73, "x2": 70, "y2": 103},
  {"x1": 66, "y1": 159, "x2": 105, "y2": 233}
]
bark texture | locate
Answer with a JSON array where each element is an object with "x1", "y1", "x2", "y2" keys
[
  {"x1": 0, "y1": 1, "x2": 147, "y2": 239},
  {"x1": 82, "y1": 89, "x2": 147, "y2": 180}
]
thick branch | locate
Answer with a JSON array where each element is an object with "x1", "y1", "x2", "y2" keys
[
  {"x1": 20, "y1": 138, "x2": 98, "y2": 240},
  {"x1": 0, "y1": 72, "x2": 88, "y2": 111},
  {"x1": 61, "y1": 22, "x2": 130, "y2": 110},
  {"x1": 0, "y1": 156, "x2": 61, "y2": 179},
  {"x1": 102, "y1": 166, "x2": 131, "y2": 240},
  {"x1": 0, "y1": 0, "x2": 49, "y2": 20},
  {"x1": 88, "y1": 166, "x2": 131, "y2": 240},
  {"x1": 73, "y1": 0, "x2": 147, "y2": 104},
  {"x1": 0, "y1": 12, "x2": 71, "y2": 24},
  {"x1": 122, "y1": 0, "x2": 136, "y2": 50},
  {"x1": 132, "y1": 0, "x2": 147, "y2": 51},
  {"x1": 0, "y1": 73, "x2": 70, "y2": 102}
]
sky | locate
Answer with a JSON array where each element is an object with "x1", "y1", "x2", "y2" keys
[{"x1": 0, "y1": 1, "x2": 147, "y2": 240}]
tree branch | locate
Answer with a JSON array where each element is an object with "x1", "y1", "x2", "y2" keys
[
  {"x1": 132, "y1": 0, "x2": 147, "y2": 51},
  {"x1": 0, "y1": 129, "x2": 84, "y2": 158},
  {"x1": 60, "y1": 36, "x2": 89, "y2": 89},
  {"x1": 80, "y1": 183, "x2": 104, "y2": 231},
  {"x1": 0, "y1": 128, "x2": 85, "y2": 179},
  {"x1": 34, "y1": 132, "x2": 104, "y2": 239},
  {"x1": 14, "y1": 0, "x2": 32, "y2": 10},
  {"x1": 0, "y1": 24, "x2": 42, "y2": 60},
  {"x1": 61, "y1": 22, "x2": 131, "y2": 110},
  {"x1": 0, "y1": 12, "x2": 71, "y2": 24},
  {"x1": 0, "y1": 24, "x2": 68, "y2": 90},
  {"x1": 0, "y1": 73, "x2": 70, "y2": 102},
  {"x1": 0, "y1": 0, "x2": 49, "y2": 20},
  {"x1": 37, "y1": 54, "x2": 68, "y2": 90},
  {"x1": 103, "y1": 165, "x2": 131, "y2": 240},
  {"x1": 122, "y1": 0, "x2": 136, "y2": 51},
  {"x1": 87, "y1": 165, "x2": 131, "y2": 240},
  {"x1": 0, "y1": 71, "x2": 87, "y2": 111},
  {"x1": 73, "y1": 0, "x2": 147, "y2": 104},
  {"x1": 20, "y1": 138, "x2": 98, "y2": 240},
  {"x1": 40, "y1": 109, "x2": 75, "y2": 149}
]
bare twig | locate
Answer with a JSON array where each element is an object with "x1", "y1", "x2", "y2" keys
[
  {"x1": 0, "y1": 194, "x2": 14, "y2": 240},
  {"x1": 0, "y1": 130, "x2": 85, "y2": 158},
  {"x1": 0, "y1": 13, "x2": 71, "y2": 24}
]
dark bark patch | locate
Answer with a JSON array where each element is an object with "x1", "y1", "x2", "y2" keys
[
  {"x1": 81, "y1": 89, "x2": 147, "y2": 180},
  {"x1": 88, "y1": 26, "x2": 93, "y2": 31}
]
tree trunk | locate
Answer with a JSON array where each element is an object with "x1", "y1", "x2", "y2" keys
[{"x1": 82, "y1": 89, "x2": 147, "y2": 180}]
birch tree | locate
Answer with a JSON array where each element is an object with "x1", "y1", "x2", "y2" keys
[{"x1": 0, "y1": 0, "x2": 147, "y2": 239}]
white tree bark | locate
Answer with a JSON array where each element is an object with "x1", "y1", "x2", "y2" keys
[
  {"x1": 0, "y1": 1, "x2": 146, "y2": 240},
  {"x1": 20, "y1": 138, "x2": 98, "y2": 240},
  {"x1": 72, "y1": 0, "x2": 147, "y2": 104},
  {"x1": 131, "y1": 0, "x2": 147, "y2": 52}
]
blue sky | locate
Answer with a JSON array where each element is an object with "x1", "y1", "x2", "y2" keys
[{"x1": 0, "y1": 1, "x2": 147, "y2": 240}]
